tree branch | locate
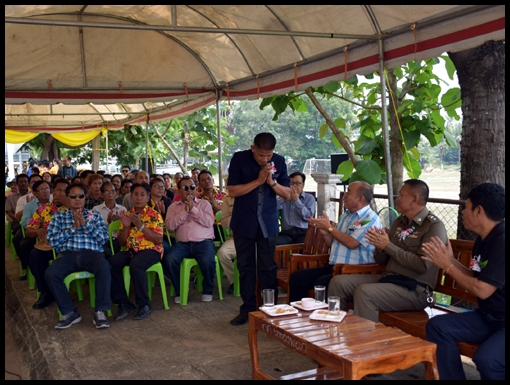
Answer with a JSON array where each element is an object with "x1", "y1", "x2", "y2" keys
[
  {"x1": 151, "y1": 123, "x2": 187, "y2": 172},
  {"x1": 323, "y1": 91, "x2": 381, "y2": 110},
  {"x1": 305, "y1": 88, "x2": 358, "y2": 167}
]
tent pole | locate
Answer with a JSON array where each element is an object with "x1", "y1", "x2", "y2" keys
[
  {"x1": 378, "y1": 39, "x2": 394, "y2": 208},
  {"x1": 216, "y1": 90, "x2": 224, "y2": 191},
  {"x1": 145, "y1": 114, "x2": 149, "y2": 173}
]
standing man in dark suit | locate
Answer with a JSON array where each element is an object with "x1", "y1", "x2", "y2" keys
[{"x1": 228, "y1": 133, "x2": 290, "y2": 325}]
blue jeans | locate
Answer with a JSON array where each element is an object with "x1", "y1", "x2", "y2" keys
[
  {"x1": 426, "y1": 310, "x2": 505, "y2": 380},
  {"x1": 45, "y1": 250, "x2": 111, "y2": 315},
  {"x1": 162, "y1": 240, "x2": 215, "y2": 296}
]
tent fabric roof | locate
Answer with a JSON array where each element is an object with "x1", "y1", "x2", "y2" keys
[{"x1": 5, "y1": 5, "x2": 505, "y2": 134}]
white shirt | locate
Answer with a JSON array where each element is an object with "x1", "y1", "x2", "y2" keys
[{"x1": 92, "y1": 202, "x2": 127, "y2": 237}]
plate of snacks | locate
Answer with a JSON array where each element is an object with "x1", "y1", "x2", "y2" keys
[
  {"x1": 259, "y1": 304, "x2": 298, "y2": 317},
  {"x1": 309, "y1": 309, "x2": 347, "y2": 323}
]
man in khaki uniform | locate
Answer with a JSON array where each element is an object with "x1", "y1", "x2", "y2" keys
[{"x1": 328, "y1": 179, "x2": 447, "y2": 322}]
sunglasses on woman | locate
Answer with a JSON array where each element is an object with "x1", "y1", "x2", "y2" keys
[
  {"x1": 181, "y1": 185, "x2": 196, "y2": 191},
  {"x1": 68, "y1": 193, "x2": 86, "y2": 200}
]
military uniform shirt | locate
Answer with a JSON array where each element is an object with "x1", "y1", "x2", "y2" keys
[{"x1": 375, "y1": 207, "x2": 447, "y2": 289}]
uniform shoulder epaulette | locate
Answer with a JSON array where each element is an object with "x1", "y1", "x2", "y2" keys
[{"x1": 426, "y1": 213, "x2": 440, "y2": 222}]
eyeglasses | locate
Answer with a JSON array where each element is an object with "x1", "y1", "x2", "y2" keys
[
  {"x1": 68, "y1": 193, "x2": 86, "y2": 200},
  {"x1": 122, "y1": 170, "x2": 129, "y2": 173},
  {"x1": 36, "y1": 187, "x2": 51, "y2": 192},
  {"x1": 290, "y1": 182, "x2": 303, "y2": 186},
  {"x1": 103, "y1": 190, "x2": 116, "y2": 195},
  {"x1": 152, "y1": 185, "x2": 165, "y2": 189},
  {"x1": 181, "y1": 185, "x2": 196, "y2": 191}
]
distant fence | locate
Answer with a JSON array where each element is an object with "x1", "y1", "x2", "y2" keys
[{"x1": 331, "y1": 193, "x2": 476, "y2": 241}]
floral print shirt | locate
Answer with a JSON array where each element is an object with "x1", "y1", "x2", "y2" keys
[
  {"x1": 27, "y1": 202, "x2": 68, "y2": 230},
  {"x1": 119, "y1": 205, "x2": 164, "y2": 257}
]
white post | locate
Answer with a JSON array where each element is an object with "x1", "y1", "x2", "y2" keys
[{"x1": 311, "y1": 174, "x2": 344, "y2": 220}]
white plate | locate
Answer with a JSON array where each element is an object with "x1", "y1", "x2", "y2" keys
[
  {"x1": 309, "y1": 309, "x2": 347, "y2": 323},
  {"x1": 290, "y1": 300, "x2": 328, "y2": 311},
  {"x1": 259, "y1": 304, "x2": 298, "y2": 317}
]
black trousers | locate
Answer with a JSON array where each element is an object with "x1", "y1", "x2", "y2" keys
[
  {"x1": 109, "y1": 249, "x2": 161, "y2": 306},
  {"x1": 234, "y1": 225, "x2": 277, "y2": 313},
  {"x1": 288, "y1": 263, "x2": 333, "y2": 303}
]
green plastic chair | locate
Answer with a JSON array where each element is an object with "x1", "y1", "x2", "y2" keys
[
  {"x1": 57, "y1": 271, "x2": 113, "y2": 319},
  {"x1": 19, "y1": 225, "x2": 36, "y2": 289},
  {"x1": 122, "y1": 261, "x2": 169, "y2": 310},
  {"x1": 215, "y1": 211, "x2": 240, "y2": 297},
  {"x1": 109, "y1": 220, "x2": 121, "y2": 254},
  {"x1": 179, "y1": 256, "x2": 224, "y2": 306}
]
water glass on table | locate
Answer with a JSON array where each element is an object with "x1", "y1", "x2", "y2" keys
[
  {"x1": 262, "y1": 289, "x2": 275, "y2": 308},
  {"x1": 327, "y1": 296, "x2": 341, "y2": 319},
  {"x1": 314, "y1": 285, "x2": 326, "y2": 304}
]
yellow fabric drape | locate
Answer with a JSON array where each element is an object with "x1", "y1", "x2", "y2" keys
[
  {"x1": 5, "y1": 128, "x2": 106, "y2": 146},
  {"x1": 5, "y1": 130, "x2": 39, "y2": 144},
  {"x1": 51, "y1": 129, "x2": 104, "y2": 147}
]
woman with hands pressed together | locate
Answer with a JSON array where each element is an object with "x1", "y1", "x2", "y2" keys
[{"x1": 108, "y1": 183, "x2": 164, "y2": 322}]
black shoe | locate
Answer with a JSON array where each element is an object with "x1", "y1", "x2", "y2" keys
[
  {"x1": 230, "y1": 312, "x2": 249, "y2": 326},
  {"x1": 114, "y1": 302, "x2": 136, "y2": 321},
  {"x1": 32, "y1": 292, "x2": 55, "y2": 310},
  {"x1": 134, "y1": 304, "x2": 152, "y2": 320},
  {"x1": 55, "y1": 311, "x2": 82, "y2": 329},
  {"x1": 227, "y1": 283, "x2": 234, "y2": 295},
  {"x1": 93, "y1": 310, "x2": 110, "y2": 329}
]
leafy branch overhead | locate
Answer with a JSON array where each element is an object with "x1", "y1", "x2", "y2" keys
[{"x1": 260, "y1": 56, "x2": 461, "y2": 185}]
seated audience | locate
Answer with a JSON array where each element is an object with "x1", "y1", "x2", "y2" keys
[
  {"x1": 164, "y1": 176, "x2": 216, "y2": 303},
  {"x1": 17, "y1": 180, "x2": 52, "y2": 280},
  {"x1": 92, "y1": 182, "x2": 127, "y2": 257},
  {"x1": 328, "y1": 179, "x2": 447, "y2": 322},
  {"x1": 423, "y1": 183, "x2": 505, "y2": 381},
  {"x1": 27, "y1": 179, "x2": 69, "y2": 309},
  {"x1": 109, "y1": 183, "x2": 164, "y2": 321},
  {"x1": 276, "y1": 171, "x2": 316, "y2": 245},
  {"x1": 216, "y1": 190, "x2": 236, "y2": 294},
  {"x1": 122, "y1": 171, "x2": 150, "y2": 211},
  {"x1": 45, "y1": 182, "x2": 111, "y2": 329},
  {"x1": 85, "y1": 174, "x2": 104, "y2": 209},
  {"x1": 289, "y1": 181, "x2": 381, "y2": 302}
]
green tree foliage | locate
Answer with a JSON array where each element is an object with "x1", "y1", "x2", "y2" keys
[
  {"x1": 225, "y1": 95, "x2": 357, "y2": 171},
  {"x1": 260, "y1": 57, "x2": 461, "y2": 185}
]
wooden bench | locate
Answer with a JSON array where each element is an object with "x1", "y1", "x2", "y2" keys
[
  {"x1": 336, "y1": 239, "x2": 480, "y2": 358},
  {"x1": 273, "y1": 224, "x2": 331, "y2": 304}
]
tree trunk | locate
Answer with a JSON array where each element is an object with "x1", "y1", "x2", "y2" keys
[
  {"x1": 40, "y1": 135, "x2": 56, "y2": 160},
  {"x1": 449, "y1": 40, "x2": 505, "y2": 240},
  {"x1": 386, "y1": 69, "x2": 404, "y2": 193}
]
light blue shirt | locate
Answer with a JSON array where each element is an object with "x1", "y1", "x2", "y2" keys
[
  {"x1": 277, "y1": 191, "x2": 316, "y2": 231},
  {"x1": 329, "y1": 205, "x2": 381, "y2": 265}
]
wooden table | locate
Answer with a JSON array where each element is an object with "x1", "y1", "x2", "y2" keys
[{"x1": 249, "y1": 310, "x2": 439, "y2": 380}]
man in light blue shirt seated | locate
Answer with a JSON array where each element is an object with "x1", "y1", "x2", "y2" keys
[
  {"x1": 289, "y1": 181, "x2": 381, "y2": 302},
  {"x1": 276, "y1": 172, "x2": 316, "y2": 245}
]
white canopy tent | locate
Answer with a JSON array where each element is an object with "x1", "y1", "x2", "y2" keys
[{"x1": 5, "y1": 5, "x2": 505, "y2": 192}]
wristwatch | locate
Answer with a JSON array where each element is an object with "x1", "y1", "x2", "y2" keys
[
  {"x1": 271, "y1": 181, "x2": 278, "y2": 188},
  {"x1": 328, "y1": 226, "x2": 334, "y2": 233}
]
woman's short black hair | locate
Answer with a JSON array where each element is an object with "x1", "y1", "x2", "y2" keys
[{"x1": 130, "y1": 182, "x2": 151, "y2": 195}]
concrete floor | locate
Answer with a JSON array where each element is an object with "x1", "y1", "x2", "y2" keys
[{"x1": 4, "y1": 244, "x2": 481, "y2": 380}]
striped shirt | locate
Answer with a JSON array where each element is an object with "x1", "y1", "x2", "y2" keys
[
  {"x1": 329, "y1": 205, "x2": 381, "y2": 265},
  {"x1": 47, "y1": 208, "x2": 109, "y2": 253}
]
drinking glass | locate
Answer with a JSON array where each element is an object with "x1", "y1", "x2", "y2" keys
[
  {"x1": 314, "y1": 285, "x2": 326, "y2": 304},
  {"x1": 327, "y1": 296, "x2": 341, "y2": 319},
  {"x1": 262, "y1": 289, "x2": 275, "y2": 308}
]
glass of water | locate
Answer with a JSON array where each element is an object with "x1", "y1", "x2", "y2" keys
[
  {"x1": 314, "y1": 285, "x2": 326, "y2": 304},
  {"x1": 262, "y1": 289, "x2": 275, "y2": 308},
  {"x1": 327, "y1": 296, "x2": 341, "y2": 319}
]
